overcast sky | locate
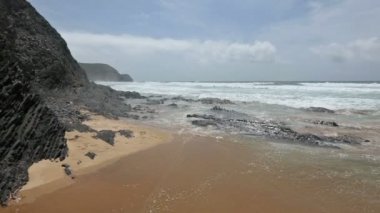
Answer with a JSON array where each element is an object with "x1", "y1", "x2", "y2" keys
[{"x1": 29, "y1": 0, "x2": 380, "y2": 81}]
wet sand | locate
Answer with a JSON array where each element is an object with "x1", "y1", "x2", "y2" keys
[
  {"x1": 16, "y1": 113, "x2": 172, "y2": 200},
  {"x1": 2, "y1": 133, "x2": 380, "y2": 213}
]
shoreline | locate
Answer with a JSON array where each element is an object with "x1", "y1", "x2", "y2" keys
[
  {"x1": 1, "y1": 113, "x2": 379, "y2": 212},
  {"x1": 14, "y1": 113, "x2": 173, "y2": 205},
  {"x1": 2, "y1": 131, "x2": 380, "y2": 212}
]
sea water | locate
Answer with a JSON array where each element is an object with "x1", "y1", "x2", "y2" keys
[
  {"x1": 97, "y1": 81, "x2": 380, "y2": 209},
  {"x1": 99, "y1": 81, "x2": 380, "y2": 110}
]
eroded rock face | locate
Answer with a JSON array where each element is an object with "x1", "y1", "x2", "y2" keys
[
  {"x1": 0, "y1": 0, "x2": 78, "y2": 205},
  {"x1": 0, "y1": 0, "x2": 88, "y2": 91},
  {"x1": 0, "y1": 63, "x2": 67, "y2": 206},
  {"x1": 0, "y1": 0, "x2": 149, "y2": 206}
]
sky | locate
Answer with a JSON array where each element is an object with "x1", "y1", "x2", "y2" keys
[{"x1": 29, "y1": 0, "x2": 380, "y2": 81}]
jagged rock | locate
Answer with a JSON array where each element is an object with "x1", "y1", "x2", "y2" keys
[
  {"x1": 85, "y1": 152, "x2": 96, "y2": 160},
  {"x1": 94, "y1": 130, "x2": 116, "y2": 145},
  {"x1": 186, "y1": 113, "x2": 362, "y2": 148},
  {"x1": 187, "y1": 114, "x2": 218, "y2": 120},
  {"x1": 211, "y1": 106, "x2": 224, "y2": 111},
  {"x1": 0, "y1": 62, "x2": 67, "y2": 206},
  {"x1": 326, "y1": 135, "x2": 363, "y2": 145},
  {"x1": 0, "y1": 0, "x2": 88, "y2": 91},
  {"x1": 146, "y1": 99, "x2": 165, "y2": 105},
  {"x1": 119, "y1": 130, "x2": 134, "y2": 138},
  {"x1": 192, "y1": 120, "x2": 218, "y2": 127},
  {"x1": 312, "y1": 120, "x2": 339, "y2": 127},
  {"x1": 200, "y1": 98, "x2": 233, "y2": 105},
  {"x1": 305, "y1": 107, "x2": 335, "y2": 114},
  {"x1": 168, "y1": 103, "x2": 178, "y2": 108},
  {"x1": 171, "y1": 96, "x2": 195, "y2": 102},
  {"x1": 0, "y1": 0, "x2": 136, "y2": 206},
  {"x1": 120, "y1": 91, "x2": 145, "y2": 99}
]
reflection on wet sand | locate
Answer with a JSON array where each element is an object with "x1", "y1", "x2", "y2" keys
[{"x1": 5, "y1": 134, "x2": 380, "y2": 213}]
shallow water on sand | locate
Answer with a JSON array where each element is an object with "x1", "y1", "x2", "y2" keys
[{"x1": 4, "y1": 134, "x2": 380, "y2": 213}]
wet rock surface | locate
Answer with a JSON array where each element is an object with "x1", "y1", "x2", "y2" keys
[
  {"x1": 168, "y1": 103, "x2": 178, "y2": 108},
  {"x1": 312, "y1": 120, "x2": 339, "y2": 127},
  {"x1": 120, "y1": 91, "x2": 145, "y2": 99},
  {"x1": 305, "y1": 107, "x2": 335, "y2": 114},
  {"x1": 186, "y1": 111, "x2": 364, "y2": 148},
  {"x1": 200, "y1": 98, "x2": 234, "y2": 105},
  {"x1": 171, "y1": 96, "x2": 195, "y2": 102},
  {"x1": 192, "y1": 120, "x2": 218, "y2": 127}
]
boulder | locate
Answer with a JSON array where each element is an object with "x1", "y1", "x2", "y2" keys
[{"x1": 305, "y1": 107, "x2": 335, "y2": 114}]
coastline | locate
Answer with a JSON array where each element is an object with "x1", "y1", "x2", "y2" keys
[
  {"x1": 1, "y1": 101, "x2": 379, "y2": 212},
  {"x1": 3, "y1": 132, "x2": 380, "y2": 212},
  {"x1": 13, "y1": 113, "x2": 173, "y2": 205}
]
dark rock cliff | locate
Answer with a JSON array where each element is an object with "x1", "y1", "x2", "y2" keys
[
  {"x1": 0, "y1": 0, "x2": 136, "y2": 205},
  {"x1": 80, "y1": 63, "x2": 133, "y2": 82},
  {"x1": 0, "y1": 62, "x2": 67, "y2": 205},
  {"x1": 0, "y1": 0, "x2": 88, "y2": 91}
]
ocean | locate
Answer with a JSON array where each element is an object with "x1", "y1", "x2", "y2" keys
[
  {"x1": 96, "y1": 81, "x2": 380, "y2": 210},
  {"x1": 100, "y1": 81, "x2": 380, "y2": 110}
]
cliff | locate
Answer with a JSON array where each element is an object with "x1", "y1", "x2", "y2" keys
[
  {"x1": 0, "y1": 62, "x2": 67, "y2": 205},
  {"x1": 80, "y1": 63, "x2": 133, "y2": 82},
  {"x1": 0, "y1": 0, "x2": 88, "y2": 91},
  {"x1": 0, "y1": 0, "x2": 136, "y2": 205}
]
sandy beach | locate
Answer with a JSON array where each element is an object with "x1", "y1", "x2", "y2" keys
[
  {"x1": 1, "y1": 115, "x2": 379, "y2": 212},
  {"x1": 2, "y1": 0, "x2": 380, "y2": 212},
  {"x1": 5, "y1": 113, "x2": 172, "y2": 206}
]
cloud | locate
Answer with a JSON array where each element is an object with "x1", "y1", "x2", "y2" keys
[
  {"x1": 311, "y1": 37, "x2": 380, "y2": 63},
  {"x1": 61, "y1": 31, "x2": 277, "y2": 64}
]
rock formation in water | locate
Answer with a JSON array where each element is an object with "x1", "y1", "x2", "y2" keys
[
  {"x1": 0, "y1": 0, "x2": 138, "y2": 205},
  {"x1": 80, "y1": 63, "x2": 133, "y2": 82}
]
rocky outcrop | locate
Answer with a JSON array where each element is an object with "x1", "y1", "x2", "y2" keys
[
  {"x1": 200, "y1": 98, "x2": 234, "y2": 105},
  {"x1": 94, "y1": 130, "x2": 116, "y2": 146},
  {"x1": 0, "y1": 0, "x2": 140, "y2": 205},
  {"x1": 80, "y1": 63, "x2": 133, "y2": 82},
  {"x1": 85, "y1": 152, "x2": 96, "y2": 160},
  {"x1": 312, "y1": 120, "x2": 339, "y2": 127},
  {"x1": 186, "y1": 113, "x2": 365, "y2": 148},
  {"x1": 0, "y1": 0, "x2": 88, "y2": 91},
  {"x1": 0, "y1": 62, "x2": 67, "y2": 205},
  {"x1": 305, "y1": 107, "x2": 335, "y2": 114}
]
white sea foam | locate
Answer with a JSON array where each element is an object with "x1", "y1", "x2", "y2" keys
[{"x1": 99, "y1": 81, "x2": 380, "y2": 110}]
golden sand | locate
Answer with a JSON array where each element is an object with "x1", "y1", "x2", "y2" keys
[
  {"x1": 1, "y1": 114, "x2": 379, "y2": 212},
  {"x1": 18, "y1": 113, "x2": 172, "y2": 203}
]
